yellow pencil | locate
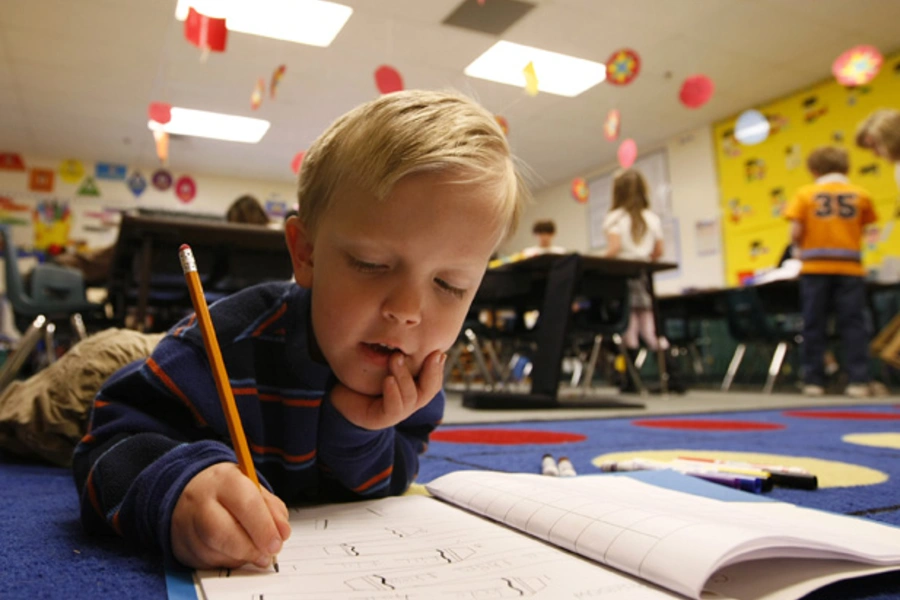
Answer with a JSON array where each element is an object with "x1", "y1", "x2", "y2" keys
[{"x1": 178, "y1": 244, "x2": 279, "y2": 572}]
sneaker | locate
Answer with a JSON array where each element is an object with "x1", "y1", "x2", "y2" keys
[
  {"x1": 803, "y1": 384, "x2": 825, "y2": 397},
  {"x1": 845, "y1": 383, "x2": 871, "y2": 398},
  {"x1": 869, "y1": 381, "x2": 890, "y2": 397}
]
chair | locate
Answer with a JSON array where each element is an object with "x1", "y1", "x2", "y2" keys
[
  {"x1": 720, "y1": 287, "x2": 802, "y2": 393},
  {"x1": 0, "y1": 225, "x2": 105, "y2": 389}
]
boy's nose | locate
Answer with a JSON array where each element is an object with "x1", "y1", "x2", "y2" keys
[{"x1": 382, "y1": 285, "x2": 422, "y2": 326}]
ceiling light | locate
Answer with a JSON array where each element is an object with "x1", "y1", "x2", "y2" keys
[
  {"x1": 464, "y1": 41, "x2": 606, "y2": 97},
  {"x1": 174, "y1": 0, "x2": 353, "y2": 47},
  {"x1": 148, "y1": 108, "x2": 270, "y2": 143}
]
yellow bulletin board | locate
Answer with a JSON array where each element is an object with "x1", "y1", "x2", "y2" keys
[{"x1": 713, "y1": 51, "x2": 900, "y2": 286}]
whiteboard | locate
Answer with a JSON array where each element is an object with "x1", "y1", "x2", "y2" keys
[{"x1": 587, "y1": 149, "x2": 672, "y2": 250}]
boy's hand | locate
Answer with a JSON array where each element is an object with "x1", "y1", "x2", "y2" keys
[
  {"x1": 330, "y1": 350, "x2": 445, "y2": 430},
  {"x1": 171, "y1": 462, "x2": 291, "y2": 569}
]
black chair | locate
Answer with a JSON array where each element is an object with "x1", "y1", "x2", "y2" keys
[{"x1": 720, "y1": 287, "x2": 802, "y2": 393}]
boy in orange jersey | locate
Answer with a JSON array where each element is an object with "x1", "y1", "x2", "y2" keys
[{"x1": 784, "y1": 146, "x2": 877, "y2": 398}]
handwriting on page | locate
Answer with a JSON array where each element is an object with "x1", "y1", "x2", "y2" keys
[{"x1": 197, "y1": 495, "x2": 680, "y2": 600}]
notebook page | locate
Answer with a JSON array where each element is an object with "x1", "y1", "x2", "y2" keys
[
  {"x1": 425, "y1": 471, "x2": 900, "y2": 599},
  {"x1": 197, "y1": 495, "x2": 683, "y2": 600}
]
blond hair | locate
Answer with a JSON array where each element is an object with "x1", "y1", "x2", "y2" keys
[
  {"x1": 611, "y1": 169, "x2": 650, "y2": 242},
  {"x1": 855, "y1": 109, "x2": 895, "y2": 149},
  {"x1": 297, "y1": 90, "x2": 526, "y2": 243},
  {"x1": 807, "y1": 146, "x2": 849, "y2": 176},
  {"x1": 226, "y1": 195, "x2": 270, "y2": 225},
  {"x1": 869, "y1": 109, "x2": 900, "y2": 162}
]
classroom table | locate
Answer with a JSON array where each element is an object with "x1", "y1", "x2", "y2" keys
[
  {"x1": 107, "y1": 213, "x2": 293, "y2": 331},
  {"x1": 462, "y1": 253, "x2": 677, "y2": 409}
]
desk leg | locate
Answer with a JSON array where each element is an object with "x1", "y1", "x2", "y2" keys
[
  {"x1": 646, "y1": 269, "x2": 669, "y2": 395},
  {"x1": 136, "y1": 236, "x2": 153, "y2": 332}
]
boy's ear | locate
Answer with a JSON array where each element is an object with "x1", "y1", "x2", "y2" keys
[{"x1": 284, "y1": 215, "x2": 314, "y2": 288}]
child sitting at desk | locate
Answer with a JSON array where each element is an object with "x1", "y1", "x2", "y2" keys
[
  {"x1": 72, "y1": 90, "x2": 527, "y2": 569},
  {"x1": 784, "y1": 145, "x2": 877, "y2": 398}
]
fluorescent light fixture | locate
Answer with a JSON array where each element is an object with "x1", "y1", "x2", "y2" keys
[
  {"x1": 174, "y1": 0, "x2": 352, "y2": 47},
  {"x1": 148, "y1": 108, "x2": 270, "y2": 143},
  {"x1": 464, "y1": 41, "x2": 606, "y2": 97}
]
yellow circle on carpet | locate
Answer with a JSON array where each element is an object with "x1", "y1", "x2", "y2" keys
[
  {"x1": 843, "y1": 433, "x2": 900, "y2": 450},
  {"x1": 591, "y1": 449, "x2": 887, "y2": 488}
]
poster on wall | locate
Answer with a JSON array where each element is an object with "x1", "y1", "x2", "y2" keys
[
  {"x1": 695, "y1": 219, "x2": 721, "y2": 257},
  {"x1": 712, "y1": 49, "x2": 900, "y2": 285}
]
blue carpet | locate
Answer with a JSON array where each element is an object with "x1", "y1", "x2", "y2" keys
[{"x1": 2, "y1": 404, "x2": 899, "y2": 599}]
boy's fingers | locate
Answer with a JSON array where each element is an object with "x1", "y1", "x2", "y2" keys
[
  {"x1": 381, "y1": 375, "x2": 403, "y2": 419},
  {"x1": 218, "y1": 480, "x2": 283, "y2": 559},
  {"x1": 192, "y1": 501, "x2": 260, "y2": 567},
  {"x1": 261, "y1": 490, "x2": 291, "y2": 541},
  {"x1": 391, "y1": 354, "x2": 418, "y2": 406},
  {"x1": 416, "y1": 352, "x2": 445, "y2": 407}
]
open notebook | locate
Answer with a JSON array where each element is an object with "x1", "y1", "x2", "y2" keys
[{"x1": 193, "y1": 470, "x2": 900, "y2": 600}]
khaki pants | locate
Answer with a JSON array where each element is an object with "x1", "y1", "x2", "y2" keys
[{"x1": 0, "y1": 328, "x2": 164, "y2": 466}]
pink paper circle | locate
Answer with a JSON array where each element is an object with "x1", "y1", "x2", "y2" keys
[
  {"x1": 148, "y1": 102, "x2": 172, "y2": 124},
  {"x1": 374, "y1": 65, "x2": 404, "y2": 94},
  {"x1": 679, "y1": 75, "x2": 714, "y2": 109},
  {"x1": 174, "y1": 176, "x2": 196, "y2": 203},
  {"x1": 291, "y1": 151, "x2": 305, "y2": 175},
  {"x1": 618, "y1": 139, "x2": 637, "y2": 168}
]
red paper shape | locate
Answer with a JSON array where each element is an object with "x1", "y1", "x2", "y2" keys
[
  {"x1": 270, "y1": 64, "x2": 286, "y2": 99},
  {"x1": 605, "y1": 48, "x2": 641, "y2": 86},
  {"x1": 291, "y1": 151, "x2": 305, "y2": 175},
  {"x1": 495, "y1": 115, "x2": 509, "y2": 136},
  {"x1": 148, "y1": 102, "x2": 172, "y2": 125},
  {"x1": 375, "y1": 65, "x2": 404, "y2": 94},
  {"x1": 0, "y1": 152, "x2": 25, "y2": 171},
  {"x1": 29, "y1": 168, "x2": 54, "y2": 192},
  {"x1": 570, "y1": 178, "x2": 589, "y2": 203},
  {"x1": 251, "y1": 78, "x2": 265, "y2": 110},
  {"x1": 603, "y1": 109, "x2": 620, "y2": 141},
  {"x1": 184, "y1": 7, "x2": 227, "y2": 52},
  {"x1": 175, "y1": 176, "x2": 197, "y2": 203},
  {"x1": 832, "y1": 45, "x2": 883, "y2": 86},
  {"x1": 679, "y1": 75, "x2": 714, "y2": 109},
  {"x1": 618, "y1": 139, "x2": 637, "y2": 169}
]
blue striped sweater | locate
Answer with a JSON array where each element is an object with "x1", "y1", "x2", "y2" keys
[{"x1": 72, "y1": 282, "x2": 444, "y2": 560}]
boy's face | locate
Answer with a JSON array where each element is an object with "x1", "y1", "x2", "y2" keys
[
  {"x1": 536, "y1": 232, "x2": 554, "y2": 248},
  {"x1": 287, "y1": 172, "x2": 504, "y2": 396}
]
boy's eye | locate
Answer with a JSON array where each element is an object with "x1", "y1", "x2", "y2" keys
[
  {"x1": 435, "y1": 278, "x2": 466, "y2": 299},
  {"x1": 348, "y1": 256, "x2": 384, "y2": 272}
]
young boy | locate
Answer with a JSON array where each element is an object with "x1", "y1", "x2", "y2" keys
[
  {"x1": 783, "y1": 146, "x2": 877, "y2": 398},
  {"x1": 73, "y1": 90, "x2": 525, "y2": 570}
]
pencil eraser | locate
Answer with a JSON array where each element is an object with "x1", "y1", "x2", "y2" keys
[{"x1": 179, "y1": 243, "x2": 191, "y2": 253}]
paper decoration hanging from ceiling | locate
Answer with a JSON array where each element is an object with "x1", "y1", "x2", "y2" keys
[
  {"x1": 618, "y1": 138, "x2": 637, "y2": 169},
  {"x1": 679, "y1": 75, "x2": 714, "y2": 108},
  {"x1": 374, "y1": 65, "x2": 404, "y2": 94},
  {"x1": 605, "y1": 49, "x2": 640, "y2": 86},
  {"x1": 29, "y1": 169, "x2": 54, "y2": 192},
  {"x1": 175, "y1": 176, "x2": 197, "y2": 203},
  {"x1": 523, "y1": 61, "x2": 539, "y2": 96},
  {"x1": 184, "y1": 7, "x2": 227, "y2": 54},
  {"x1": 0, "y1": 153, "x2": 25, "y2": 171},
  {"x1": 251, "y1": 78, "x2": 265, "y2": 110},
  {"x1": 603, "y1": 109, "x2": 620, "y2": 141},
  {"x1": 127, "y1": 171, "x2": 147, "y2": 198},
  {"x1": 148, "y1": 102, "x2": 172, "y2": 125},
  {"x1": 153, "y1": 129, "x2": 169, "y2": 164},
  {"x1": 152, "y1": 169, "x2": 172, "y2": 191},
  {"x1": 571, "y1": 178, "x2": 589, "y2": 203},
  {"x1": 495, "y1": 115, "x2": 509, "y2": 136},
  {"x1": 58, "y1": 159, "x2": 84, "y2": 183},
  {"x1": 291, "y1": 151, "x2": 305, "y2": 175},
  {"x1": 270, "y1": 64, "x2": 286, "y2": 98},
  {"x1": 734, "y1": 109, "x2": 771, "y2": 145},
  {"x1": 832, "y1": 45, "x2": 883, "y2": 87}
]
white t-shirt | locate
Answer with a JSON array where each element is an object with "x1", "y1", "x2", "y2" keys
[{"x1": 603, "y1": 208, "x2": 663, "y2": 260}]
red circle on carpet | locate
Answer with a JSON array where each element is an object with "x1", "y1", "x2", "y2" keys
[
  {"x1": 430, "y1": 429, "x2": 586, "y2": 445},
  {"x1": 631, "y1": 419, "x2": 785, "y2": 431},
  {"x1": 783, "y1": 410, "x2": 900, "y2": 420}
]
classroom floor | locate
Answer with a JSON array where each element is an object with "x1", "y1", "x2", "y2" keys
[{"x1": 442, "y1": 385, "x2": 900, "y2": 424}]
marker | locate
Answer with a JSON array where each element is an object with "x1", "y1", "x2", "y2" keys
[
  {"x1": 670, "y1": 459, "x2": 774, "y2": 492},
  {"x1": 541, "y1": 454, "x2": 559, "y2": 476},
  {"x1": 677, "y1": 456, "x2": 818, "y2": 490},
  {"x1": 599, "y1": 458, "x2": 765, "y2": 494},
  {"x1": 557, "y1": 457, "x2": 577, "y2": 477}
]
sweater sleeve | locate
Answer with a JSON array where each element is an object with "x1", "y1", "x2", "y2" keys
[
  {"x1": 71, "y1": 336, "x2": 239, "y2": 560},
  {"x1": 315, "y1": 388, "x2": 445, "y2": 499}
]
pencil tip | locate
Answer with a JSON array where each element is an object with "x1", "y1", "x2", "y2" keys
[{"x1": 273, "y1": 558, "x2": 279, "y2": 573}]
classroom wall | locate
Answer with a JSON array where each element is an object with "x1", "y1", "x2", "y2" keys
[
  {"x1": 0, "y1": 154, "x2": 297, "y2": 255},
  {"x1": 500, "y1": 125, "x2": 725, "y2": 295}
]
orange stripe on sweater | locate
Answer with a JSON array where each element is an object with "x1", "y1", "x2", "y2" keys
[
  {"x1": 247, "y1": 442, "x2": 315, "y2": 464},
  {"x1": 252, "y1": 303, "x2": 287, "y2": 337},
  {"x1": 353, "y1": 465, "x2": 392, "y2": 493},
  {"x1": 146, "y1": 358, "x2": 207, "y2": 426}
]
